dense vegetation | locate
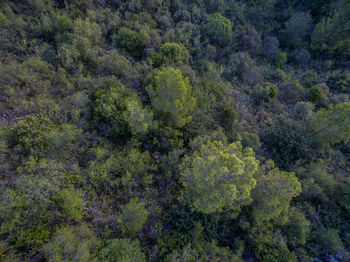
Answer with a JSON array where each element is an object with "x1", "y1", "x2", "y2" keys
[{"x1": 0, "y1": 0, "x2": 349, "y2": 261}]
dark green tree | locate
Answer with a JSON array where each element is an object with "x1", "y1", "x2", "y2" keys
[{"x1": 205, "y1": 13, "x2": 232, "y2": 46}]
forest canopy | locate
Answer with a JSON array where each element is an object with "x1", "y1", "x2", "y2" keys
[{"x1": 0, "y1": 0, "x2": 349, "y2": 261}]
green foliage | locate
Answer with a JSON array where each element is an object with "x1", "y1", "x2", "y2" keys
[
  {"x1": 327, "y1": 70, "x2": 350, "y2": 93},
  {"x1": 10, "y1": 114, "x2": 87, "y2": 161},
  {"x1": 170, "y1": 240, "x2": 242, "y2": 262},
  {"x1": 311, "y1": 0, "x2": 350, "y2": 55},
  {"x1": 146, "y1": 68, "x2": 196, "y2": 128},
  {"x1": 87, "y1": 147, "x2": 155, "y2": 193},
  {"x1": 217, "y1": 102, "x2": 238, "y2": 130},
  {"x1": 255, "y1": 245, "x2": 298, "y2": 262},
  {"x1": 117, "y1": 198, "x2": 149, "y2": 236},
  {"x1": 257, "y1": 82, "x2": 278, "y2": 102},
  {"x1": 249, "y1": 222, "x2": 298, "y2": 262},
  {"x1": 310, "y1": 102, "x2": 350, "y2": 147},
  {"x1": 100, "y1": 238, "x2": 146, "y2": 262},
  {"x1": 93, "y1": 81, "x2": 152, "y2": 138},
  {"x1": 152, "y1": 42, "x2": 189, "y2": 67},
  {"x1": 252, "y1": 160, "x2": 301, "y2": 221},
  {"x1": 180, "y1": 141, "x2": 258, "y2": 214},
  {"x1": 274, "y1": 52, "x2": 288, "y2": 67},
  {"x1": 315, "y1": 227, "x2": 343, "y2": 253},
  {"x1": 10, "y1": 114, "x2": 55, "y2": 155},
  {"x1": 269, "y1": 117, "x2": 314, "y2": 166},
  {"x1": 0, "y1": 157, "x2": 65, "y2": 250},
  {"x1": 279, "y1": 80, "x2": 305, "y2": 104},
  {"x1": 56, "y1": 186, "x2": 84, "y2": 222},
  {"x1": 285, "y1": 207, "x2": 311, "y2": 247},
  {"x1": 205, "y1": 13, "x2": 232, "y2": 46},
  {"x1": 308, "y1": 85, "x2": 326, "y2": 104},
  {"x1": 116, "y1": 27, "x2": 145, "y2": 58},
  {"x1": 281, "y1": 12, "x2": 312, "y2": 49},
  {"x1": 1, "y1": 1, "x2": 350, "y2": 260},
  {"x1": 43, "y1": 224, "x2": 100, "y2": 262},
  {"x1": 340, "y1": 176, "x2": 350, "y2": 213}
]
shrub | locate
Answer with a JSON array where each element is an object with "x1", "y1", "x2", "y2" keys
[
  {"x1": 205, "y1": 13, "x2": 232, "y2": 46},
  {"x1": 117, "y1": 198, "x2": 148, "y2": 236},
  {"x1": 263, "y1": 36, "x2": 280, "y2": 60},
  {"x1": 146, "y1": 68, "x2": 196, "y2": 128},
  {"x1": 93, "y1": 81, "x2": 152, "y2": 138},
  {"x1": 116, "y1": 28, "x2": 145, "y2": 58},
  {"x1": 152, "y1": 42, "x2": 189, "y2": 67},
  {"x1": 239, "y1": 26, "x2": 262, "y2": 57},
  {"x1": 100, "y1": 238, "x2": 146, "y2": 262},
  {"x1": 43, "y1": 224, "x2": 100, "y2": 262}
]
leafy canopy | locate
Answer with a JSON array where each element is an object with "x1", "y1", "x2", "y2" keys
[
  {"x1": 205, "y1": 13, "x2": 232, "y2": 46},
  {"x1": 180, "y1": 141, "x2": 258, "y2": 214},
  {"x1": 146, "y1": 67, "x2": 196, "y2": 128}
]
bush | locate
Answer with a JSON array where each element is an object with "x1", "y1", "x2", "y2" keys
[
  {"x1": 311, "y1": 0, "x2": 350, "y2": 56},
  {"x1": 205, "y1": 13, "x2": 232, "y2": 47},
  {"x1": 152, "y1": 42, "x2": 189, "y2": 67},
  {"x1": 226, "y1": 52, "x2": 262, "y2": 84},
  {"x1": 116, "y1": 28, "x2": 145, "y2": 58},
  {"x1": 217, "y1": 102, "x2": 238, "y2": 130},
  {"x1": 308, "y1": 85, "x2": 326, "y2": 104},
  {"x1": 239, "y1": 26, "x2": 262, "y2": 57},
  {"x1": 93, "y1": 80, "x2": 152, "y2": 138},
  {"x1": 117, "y1": 198, "x2": 149, "y2": 236},
  {"x1": 256, "y1": 82, "x2": 278, "y2": 102},
  {"x1": 280, "y1": 12, "x2": 312, "y2": 49},
  {"x1": 43, "y1": 224, "x2": 100, "y2": 262},
  {"x1": 263, "y1": 36, "x2": 280, "y2": 60},
  {"x1": 279, "y1": 80, "x2": 305, "y2": 104},
  {"x1": 146, "y1": 68, "x2": 196, "y2": 128},
  {"x1": 285, "y1": 207, "x2": 311, "y2": 247},
  {"x1": 288, "y1": 49, "x2": 311, "y2": 65},
  {"x1": 100, "y1": 238, "x2": 146, "y2": 262},
  {"x1": 315, "y1": 227, "x2": 343, "y2": 253},
  {"x1": 274, "y1": 52, "x2": 287, "y2": 67}
]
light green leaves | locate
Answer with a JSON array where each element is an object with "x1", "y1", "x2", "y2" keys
[
  {"x1": 146, "y1": 68, "x2": 196, "y2": 128},
  {"x1": 180, "y1": 141, "x2": 258, "y2": 214}
]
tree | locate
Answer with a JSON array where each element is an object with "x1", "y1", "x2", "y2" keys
[
  {"x1": 280, "y1": 12, "x2": 312, "y2": 49},
  {"x1": 308, "y1": 85, "x2": 326, "y2": 104},
  {"x1": 180, "y1": 141, "x2": 258, "y2": 214},
  {"x1": 116, "y1": 28, "x2": 145, "y2": 58},
  {"x1": 146, "y1": 68, "x2": 196, "y2": 128},
  {"x1": 205, "y1": 13, "x2": 232, "y2": 46},
  {"x1": 285, "y1": 207, "x2": 311, "y2": 247},
  {"x1": 311, "y1": 0, "x2": 350, "y2": 56},
  {"x1": 225, "y1": 52, "x2": 262, "y2": 84},
  {"x1": 117, "y1": 198, "x2": 148, "y2": 236},
  {"x1": 239, "y1": 26, "x2": 262, "y2": 57},
  {"x1": 87, "y1": 148, "x2": 155, "y2": 193},
  {"x1": 10, "y1": 114, "x2": 54, "y2": 156},
  {"x1": 56, "y1": 186, "x2": 84, "y2": 222},
  {"x1": 93, "y1": 80, "x2": 152, "y2": 138},
  {"x1": 152, "y1": 42, "x2": 189, "y2": 67},
  {"x1": 256, "y1": 82, "x2": 278, "y2": 102},
  {"x1": 340, "y1": 176, "x2": 350, "y2": 213},
  {"x1": 100, "y1": 238, "x2": 146, "y2": 262},
  {"x1": 43, "y1": 224, "x2": 99, "y2": 262},
  {"x1": 310, "y1": 102, "x2": 350, "y2": 147},
  {"x1": 252, "y1": 160, "x2": 301, "y2": 222},
  {"x1": 263, "y1": 36, "x2": 280, "y2": 60},
  {"x1": 170, "y1": 241, "x2": 241, "y2": 262},
  {"x1": 0, "y1": 157, "x2": 66, "y2": 251}
]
